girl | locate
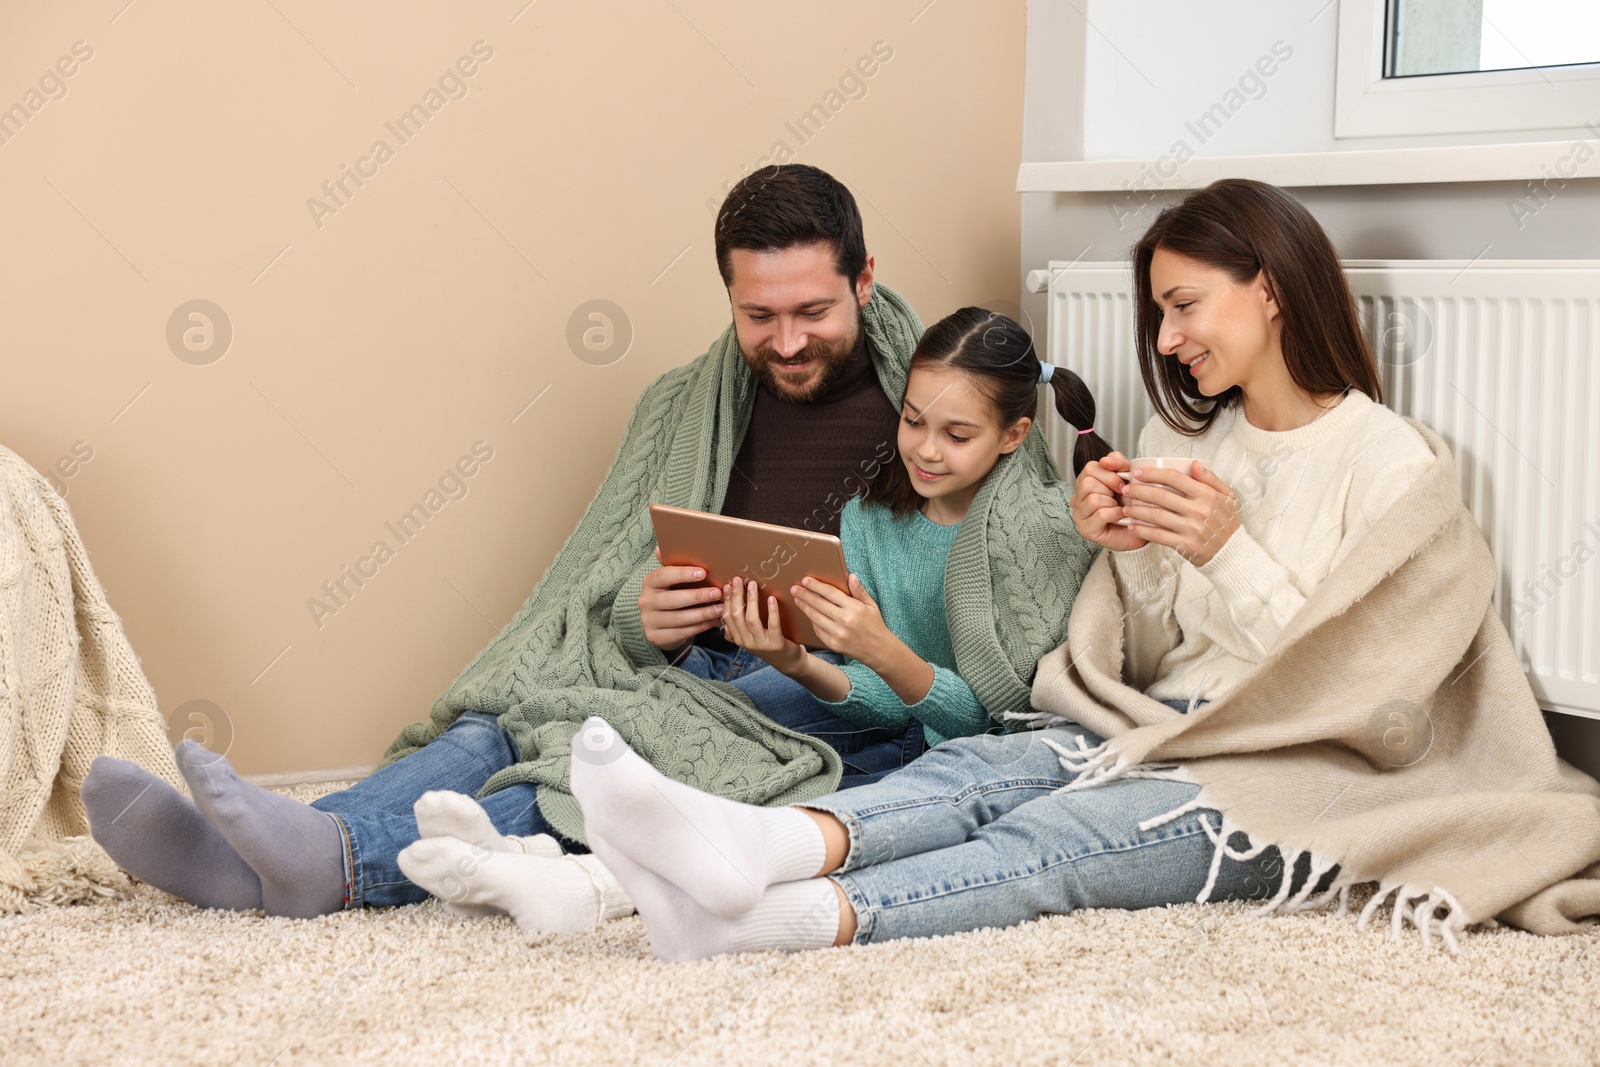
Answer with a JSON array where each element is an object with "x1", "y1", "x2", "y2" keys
[
  {"x1": 713, "y1": 306, "x2": 1113, "y2": 754},
  {"x1": 395, "y1": 308, "x2": 1112, "y2": 932},
  {"x1": 563, "y1": 178, "x2": 1525, "y2": 961}
]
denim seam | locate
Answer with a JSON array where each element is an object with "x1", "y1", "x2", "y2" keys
[
  {"x1": 828, "y1": 872, "x2": 876, "y2": 945},
  {"x1": 328, "y1": 813, "x2": 358, "y2": 910},
  {"x1": 446, "y1": 720, "x2": 523, "y2": 778},
  {"x1": 857, "y1": 820, "x2": 1214, "y2": 913},
  {"x1": 826, "y1": 777, "x2": 1070, "y2": 827},
  {"x1": 803, "y1": 779, "x2": 1069, "y2": 874},
  {"x1": 797, "y1": 801, "x2": 866, "y2": 872}
]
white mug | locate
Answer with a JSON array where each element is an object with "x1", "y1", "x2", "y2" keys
[{"x1": 1114, "y1": 457, "x2": 1206, "y2": 526}]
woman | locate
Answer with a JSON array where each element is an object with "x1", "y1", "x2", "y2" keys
[{"x1": 569, "y1": 179, "x2": 1600, "y2": 958}]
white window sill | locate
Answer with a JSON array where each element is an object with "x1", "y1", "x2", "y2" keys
[{"x1": 1016, "y1": 140, "x2": 1599, "y2": 192}]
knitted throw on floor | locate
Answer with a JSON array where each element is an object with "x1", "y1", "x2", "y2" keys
[
  {"x1": 0, "y1": 444, "x2": 180, "y2": 913},
  {"x1": 1029, "y1": 420, "x2": 1600, "y2": 948},
  {"x1": 382, "y1": 284, "x2": 1097, "y2": 843}
]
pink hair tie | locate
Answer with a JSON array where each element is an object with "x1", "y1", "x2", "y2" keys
[{"x1": 1076, "y1": 427, "x2": 1095, "y2": 436}]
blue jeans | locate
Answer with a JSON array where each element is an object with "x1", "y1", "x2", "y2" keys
[
  {"x1": 676, "y1": 644, "x2": 927, "y2": 788},
  {"x1": 806, "y1": 708, "x2": 1321, "y2": 945},
  {"x1": 312, "y1": 711, "x2": 552, "y2": 908},
  {"x1": 314, "y1": 649, "x2": 927, "y2": 908}
]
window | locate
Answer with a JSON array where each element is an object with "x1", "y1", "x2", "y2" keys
[
  {"x1": 1336, "y1": 0, "x2": 1600, "y2": 139},
  {"x1": 1388, "y1": 0, "x2": 1600, "y2": 77}
]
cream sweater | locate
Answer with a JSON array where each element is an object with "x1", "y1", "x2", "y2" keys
[
  {"x1": 1033, "y1": 417, "x2": 1600, "y2": 941},
  {"x1": 1114, "y1": 390, "x2": 1434, "y2": 703}
]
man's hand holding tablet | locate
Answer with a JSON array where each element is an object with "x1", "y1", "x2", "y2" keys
[{"x1": 638, "y1": 549, "x2": 725, "y2": 654}]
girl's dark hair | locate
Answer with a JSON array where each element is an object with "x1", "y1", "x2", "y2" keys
[
  {"x1": 863, "y1": 307, "x2": 1113, "y2": 518},
  {"x1": 713, "y1": 165, "x2": 866, "y2": 286},
  {"x1": 1132, "y1": 178, "x2": 1381, "y2": 435}
]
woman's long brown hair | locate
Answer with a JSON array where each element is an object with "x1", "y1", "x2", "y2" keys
[{"x1": 1132, "y1": 178, "x2": 1381, "y2": 435}]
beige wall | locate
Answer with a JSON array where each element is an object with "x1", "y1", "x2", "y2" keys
[{"x1": 1, "y1": 2, "x2": 1026, "y2": 774}]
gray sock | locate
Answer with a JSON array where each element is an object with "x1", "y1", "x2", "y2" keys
[
  {"x1": 83, "y1": 756, "x2": 264, "y2": 911},
  {"x1": 175, "y1": 740, "x2": 347, "y2": 918}
]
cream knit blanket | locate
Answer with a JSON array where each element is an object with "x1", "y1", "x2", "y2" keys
[
  {"x1": 0, "y1": 444, "x2": 179, "y2": 912},
  {"x1": 1030, "y1": 421, "x2": 1600, "y2": 949}
]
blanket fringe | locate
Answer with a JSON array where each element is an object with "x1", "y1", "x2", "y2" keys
[
  {"x1": 1043, "y1": 734, "x2": 1192, "y2": 795},
  {"x1": 1357, "y1": 881, "x2": 1469, "y2": 954},
  {"x1": 1019, "y1": 688, "x2": 1478, "y2": 954},
  {"x1": 1004, "y1": 676, "x2": 1208, "y2": 735},
  {"x1": 1253, "y1": 846, "x2": 1304, "y2": 914},
  {"x1": 1202, "y1": 814, "x2": 1273, "y2": 905},
  {"x1": 1003, "y1": 709, "x2": 1073, "y2": 729},
  {"x1": 1139, "y1": 793, "x2": 1472, "y2": 953},
  {"x1": 0, "y1": 836, "x2": 134, "y2": 915},
  {"x1": 1283, "y1": 853, "x2": 1341, "y2": 913},
  {"x1": 1138, "y1": 795, "x2": 1206, "y2": 831}
]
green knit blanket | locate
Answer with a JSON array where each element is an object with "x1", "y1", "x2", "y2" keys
[{"x1": 381, "y1": 284, "x2": 1099, "y2": 842}]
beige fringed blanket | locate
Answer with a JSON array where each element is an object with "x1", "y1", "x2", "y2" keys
[
  {"x1": 1030, "y1": 421, "x2": 1600, "y2": 949},
  {"x1": 0, "y1": 444, "x2": 179, "y2": 913}
]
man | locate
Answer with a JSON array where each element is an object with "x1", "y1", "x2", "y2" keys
[{"x1": 82, "y1": 165, "x2": 940, "y2": 918}]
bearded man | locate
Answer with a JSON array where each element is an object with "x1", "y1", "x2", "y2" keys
[{"x1": 83, "y1": 165, "x2": 940, "y2": 918}]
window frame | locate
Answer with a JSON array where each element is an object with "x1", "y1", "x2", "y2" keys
[{"x1": 1335, "y1": 0, "x2": 1600, "y2": 140}]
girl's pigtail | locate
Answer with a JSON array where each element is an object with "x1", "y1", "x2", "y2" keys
[{"x1": 1048, "y1": 369, "x2": 1115, "y2": 475}]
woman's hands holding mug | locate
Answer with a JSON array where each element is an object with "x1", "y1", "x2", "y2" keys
[
  {"x1": 1073, "y1": 451, "x2": 1242, "y2": 566},
  {"x1": 1072, "y1": 452, "x2": 1151, "y2": 552}
]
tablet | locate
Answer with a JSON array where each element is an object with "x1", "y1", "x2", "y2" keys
[{"x1": 649, "y1": 504, "x2": 850, "y2": 648}]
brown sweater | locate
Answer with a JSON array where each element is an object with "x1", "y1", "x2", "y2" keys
[{"x1": 718, "y1": 337, "x2": 899, "y2": 537}]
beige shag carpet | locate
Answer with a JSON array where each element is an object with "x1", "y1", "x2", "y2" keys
[{"x1": 4, "y1": 782, "x2": 1598, "y2": 1067}]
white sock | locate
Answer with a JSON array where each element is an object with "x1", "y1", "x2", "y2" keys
[
  {"x1": 414, "y1": 791, "x2": 564, "y2": 856},
  {"x1": 568, "y1": 717, "x2": 826, "y2": 918},
  {"x1": 412, "y1": 791, "x2": 564, "y2": 917},
  {"x1": 591, "y1": 833, "x2": 840, "y2": 962},
  {"x1": 397, "y1": 837, "x2": 633, "y2": 933},
  {"x1": 726, "y1": 880, "x2": 841, "y2": 956}
]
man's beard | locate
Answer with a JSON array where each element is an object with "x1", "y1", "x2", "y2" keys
[{"x1": 744, "y1": 310, "x2": 864, "y2": 403}]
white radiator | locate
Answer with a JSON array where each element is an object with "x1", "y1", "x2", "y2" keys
[{"x1": 1026, "y1": 260, "x2": 1600, "y2": 721}]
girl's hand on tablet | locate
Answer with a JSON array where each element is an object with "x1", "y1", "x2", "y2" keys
[
  {"x1": 1072, "y1": 452, "x2": 1150, "y2": 553},
  {"x1": 721, "y1": 577, "x2": 805, "y2": 673},
  {"x1": 796, "y1": 575, "x2": 937, "y2": 706},
  {"x1": 1118, "y1": 461, "x2": 1240, "y2": 566},
  {"x1": 792, "y1": 574, "x2": 893, "y2": 666}
]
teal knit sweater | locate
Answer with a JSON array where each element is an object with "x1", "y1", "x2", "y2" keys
[{"x1": 827, "y1": 497, "x2": 985, "y2": 746}]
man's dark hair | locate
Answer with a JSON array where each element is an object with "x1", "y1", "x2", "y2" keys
[{"x1": 713, "y1": 165, "x2": 867, "y2": 286}]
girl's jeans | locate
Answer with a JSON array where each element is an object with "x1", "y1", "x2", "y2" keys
[
  {"x1": 312, "y1": 646, "x2": 926, "y2": 908},
  {"x1": 805, "y1": 705, "x2": 1322, "y2": 945},
  {"x1": 676, "y1": 644, "x2": 927, "y2": 788}
]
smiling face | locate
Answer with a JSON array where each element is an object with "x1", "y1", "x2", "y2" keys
[
  {"x1": 897, "y1": 364, "x2": 1029, "y2": 522},
  {"x1": 1149, "y1": 247, "x2": 1282, "y2": 399},
  {"x1": 726, "y1": 242, "x2": 874, "y2": 403}
]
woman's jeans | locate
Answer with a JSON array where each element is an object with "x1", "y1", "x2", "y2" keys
[
  {"x1": 313, "y1": 647, "x2": 927, "y2": 908},
  {"x1": 804, "y1": 706, "x2": 1326, "y2": 945}
]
